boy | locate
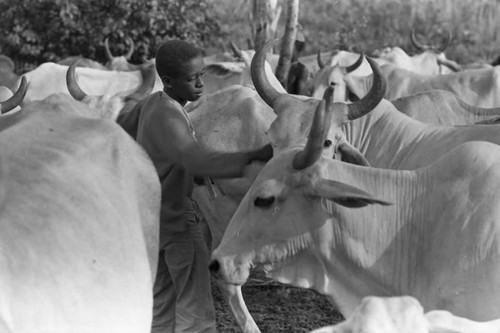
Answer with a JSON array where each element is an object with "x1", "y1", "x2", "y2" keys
[{"x1": 133, "y1": 40, "x2": 272, "y2": 333}]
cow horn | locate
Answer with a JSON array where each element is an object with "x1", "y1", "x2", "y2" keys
[
  {"x1": 436, "y1": 29, "x2": 452, "y2": 53},
  {"x1": 125, "y1": 36, "x2": 135, "y2": 60},
  {"x1": 293, "y1": 86, "x2": 334, "y2": 170},
  {"x1": 345, "y1": 51, "x2": 364, "y2": 73},
  {"x1": 0, "y1": 76, "x2": 27, "y2": 114},
  {"x1": 410, "y1": 30, "x2": 429, "y2": 52},
  {"x1": 125, "y1": 64, "x2": 156, "y2": 102},
  {"x1": 337, "y1": 142, "x2": 370, "y2": 166},
  {"x1": 104, "y1": 37, "x2": 114, "y2": 61},
  {"x1": 66, "y1": 60, "x2": 87, "y2": 101},
  {"x1": 437, "y1": 58, "x2": 461, "y2": 72},
  {"x1": 251, "y1": 38, "x2": 282, "y2": 108},
  {"x1": 317, "y1": 50, "x2": 326, "y2": 69},
  {"x1": 230, "y1": 41, "x2": 243, "y2": 59},
  {"x1": 347, "y1": 57, "x2": 386, "y2": 120}
]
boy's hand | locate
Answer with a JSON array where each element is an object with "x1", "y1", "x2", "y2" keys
[{"x1": 247, "y1": 144, "x2": 273, "y2": 163}]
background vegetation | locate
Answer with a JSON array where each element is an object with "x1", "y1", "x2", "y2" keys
[
  {"x1": 1, "y1": 0, "x2": 499, "y2": 73},
  {"x1": 214, "y1": 0, "x2": 500, "y2": 63}
]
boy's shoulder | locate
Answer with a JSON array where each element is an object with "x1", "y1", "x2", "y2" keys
[{"x1": 140, "y1": 91, "x2": 183, "y2": 113}]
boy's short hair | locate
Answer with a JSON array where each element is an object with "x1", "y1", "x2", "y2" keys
[{"x1": 155, "y1": 40, "x2": 203, "y2": 79}]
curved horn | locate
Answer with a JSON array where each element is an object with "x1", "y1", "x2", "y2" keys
[
  {"x1": 125, "y1": 64, "x2": 156, "y2": 102},
  {"x1": 436, "y1": 29, "x2": 452, "y2": 53},
  {"x1": 0, "y1": 76, "x2": 27, "y2": 114},
  {"x1": 230, "y1": 40, "x2": 243, "y2": 59},
  {"x1": 293, "y1": 87, "x2": 334, "y2": 170},
  {"x1": 104, "y1": 37, "x2": 114, "y2": 61},
  {"x1": 125, "y1": 36, "x2": 135, "y2": 60},
  {"x1": 347, "y1": 57, "x2": 387, "y2": 120},
  {"x1": 66, "y1": 60, "x2": 88, "y2": 101},
  {"x1": 338, "y1": 142, "x2": 370, "y2": 166},
  {"x1": 251, "y1": 38, "x2": 283, "y2": 108},
  {"x1": 410, "y1": 29, "x2": 429, "y2": 52},
  {"x1": 317, "y1": 50, "x2": 326, "y2": 69},
  {"x1": 437, "y1": 58, "x2": 461, "y2": 72},
  {"x1": 345, "y1": 51, "x2": 364, "y2": 73}
]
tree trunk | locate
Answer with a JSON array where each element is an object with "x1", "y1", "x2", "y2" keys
[
  {"x1": 252, "y1": 0, "x2": 270, "y2": 51},
  {"x1": 275, "y1": 0, "x2": 299, "y2": 89}
]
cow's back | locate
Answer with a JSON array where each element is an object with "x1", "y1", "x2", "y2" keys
[{"x1": 0, "y1": 96, "x2": 160, "y2": 333}]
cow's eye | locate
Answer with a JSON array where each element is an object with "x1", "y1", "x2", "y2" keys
[
  {"x1": 324, "y1": 139, "x2": 332, "y2": 147},
  {"x1": 254, "y1": 196, "x2": 275, "y2": 208}
]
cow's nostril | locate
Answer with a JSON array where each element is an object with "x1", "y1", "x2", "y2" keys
[{"x1": 209, "y1": 260, "x2": 220, "y2": 273}]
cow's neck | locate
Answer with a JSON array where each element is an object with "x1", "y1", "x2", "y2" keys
[
  {"x1": 267, "y1": 163, "x2": 428, "y2": 317},
  {"x1": 324, "y1": 162, "x2": 428, "y2": 311},
  {"x1": 343, "y1": 99, "x2": 430, "y2": 169},
  {"x1": 344, "y1": 99, "x2": 500, "y2": 170}
]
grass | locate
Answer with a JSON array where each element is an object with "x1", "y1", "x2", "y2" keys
[{"x1": 206, "y1": 0, "x2": 500, "y2": 64}]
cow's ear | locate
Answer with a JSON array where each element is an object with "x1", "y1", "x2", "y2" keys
[
  {"x1": 337, "y1": 142, "x2": 370, "y2": 166},
  {"x1": 310, "y1": 178, "x2": 392, "y2": 208}
]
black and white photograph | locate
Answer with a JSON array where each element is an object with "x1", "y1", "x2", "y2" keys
[{"x1": 1, "y1": 0, "x2": 500, "y2": 332}]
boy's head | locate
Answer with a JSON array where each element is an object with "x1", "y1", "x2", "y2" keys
[{"x1": 155, "y1": 40, "x2": 205, "y2": 104}]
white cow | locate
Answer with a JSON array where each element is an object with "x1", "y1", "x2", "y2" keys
[
  {"x1": 103, "y1": 36, "x2": 140, "y2": 71},
  {"x1": 210, "y1": 87, "x2": 500, "y2": 323},
  {"x1": 0, "y1": 90, "x2": 160, "y2": 332},
  {"x1": 310, "y1": 296, "x2": 500, "y2": 333},
  {"x1": 310, "y1": 48, "x2": 461, "y2": 100},
  {"x1": 390, "y1": 89, "x2": 500, "y2": 125},
  {"x1": 202, "y1": 45, "x2": 283, "y2": 94},
  {"x1": 251, "y1": 40, "x2": 500, "y2": 172},
  {"x1": 345, "y1": 64, "x2": 500, "y2": 107},
  {"x1": 18, "y1": 61, "x2": 162, "y2": 104}
]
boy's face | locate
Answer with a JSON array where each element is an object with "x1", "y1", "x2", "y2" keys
[{"x1": 168, "y1": 55, "x2": 205, "y2": 102}]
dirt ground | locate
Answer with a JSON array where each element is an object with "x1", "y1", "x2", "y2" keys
[{"x1": 212, "y1": 273, "x2": 345, "y2": 333}]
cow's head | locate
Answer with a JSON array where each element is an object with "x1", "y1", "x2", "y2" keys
[
  {"x1": 209, "y1": 86, "x2": 391, "y2": 285},
  {"x1": 310, "y1": 50, "x2": 365, "y2": 99},
  {"x1": 104, "y1": 37, "x2": 140, "y2": 71},
  {"x1": 0, "y1": 76, "x2": 27, "y2": 114},
  {"x1": 66, "y1": 60, "x2": 155, "y2": 120},
  {"x1": 202, "y1": 41, "x2": 284, "y2": 94},
  {"x1": 252, "y1": 39, "x2": 386, "y2": 164},
  {"x1": 409, "y1": 29, "x2": 461, "y2": 74}
]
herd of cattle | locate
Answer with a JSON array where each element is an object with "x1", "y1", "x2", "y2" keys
[{"x1": 1, "y1": 32, "x2": 500, "y2": 333}]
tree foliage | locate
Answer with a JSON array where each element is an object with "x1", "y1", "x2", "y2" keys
[{"x1": 0, "y1": 0, "x2": 221, "y2": 73}]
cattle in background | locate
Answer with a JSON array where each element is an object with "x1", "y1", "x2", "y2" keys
[
  {"x1": 310, "y1": 296, "x2": 500, "y2": 333},
  {"x1": 310, "y1": 49, "x2": 459, "y2": 100},
  {"x1": 345, "y1": 63, "x2": 500, "y2": 107},
  {"x1": 202, "y1": 42, "x2": 283, "y2": 94},
  {"x1": 17, "y1": 60, "x2": 161, "y2": 104},
  {"x1": 103, "y1": 36, "x2": 144, "y2": 71},
  {"x1": 308, "y1": 30, "x2": 460, "y2": 99},
  {"x1": 309, "y1": 51, "x2": 366, "y2": 99},
  {"x1": 251, "y1": 38, "x2": 500, "y2": 179},
  {"x1": 65, "y1": 60, "x2": 156, "y2": 120},
  {"x1": 0, "y1": 84, "x2": 160, "y2": 332},
  {"x1": 390, "y1": 89, "x2": 500, "y2": 125},
  {"x1": 210, "y1": 86, "x2": 500, "y2": 323},
  {"x1": 57, "y1": 56, "x2": 108, "y2": 70}
]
